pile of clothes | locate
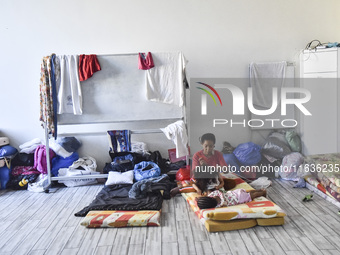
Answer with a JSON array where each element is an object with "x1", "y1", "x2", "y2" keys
[
  {"x1": 104, "y1": 150, "x2": 186, "y2": 175},
  {"x1": 4, "y1": 136, "x2": 97, "y2": 191}
]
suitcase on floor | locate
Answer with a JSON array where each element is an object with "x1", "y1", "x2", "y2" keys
[{"x1": 0, "y1": 137, "x2": 9, "y2": 147}]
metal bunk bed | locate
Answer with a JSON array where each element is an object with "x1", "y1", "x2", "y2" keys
[{"x1": 42, "y1": 52, "x2": 189, "y2": 192}]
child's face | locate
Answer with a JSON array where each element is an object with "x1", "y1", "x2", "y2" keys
[{"x1": 202, "y1": 140, "x2": 215, "y2": 155}]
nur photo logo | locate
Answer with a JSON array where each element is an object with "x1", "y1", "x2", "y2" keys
[
  {"x1": 196, "y1": 82, "x2": 311, "y2": 117},
  {"x1": 194, "y1": 79, "x2": 312, "y2": 129}
]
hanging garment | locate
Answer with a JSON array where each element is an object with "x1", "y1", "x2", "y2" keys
[
  {"x1": 161, "y1": 120, "x2": 189, "y2": 158},
  {"x1": 107, "y1": 130, "x2": 131, "y2": 153},
  {"x1": 57, "y1": 55, "x2": 83, "y2": 115},
  {"x1": 138, "y1": 52, "x2": 154, "y2": 70},
  {"x1": 39, "y1": 56, "x2": 56, "y2": 137},
  {"x1": 50, "y1": 54, "x2": 58, "y2": 139},
  {"x1": 145, "y1": 52, "x2": 188, "y2": 107},
  {"x1": 78, "y1": 54, "x2": 101, "y2": 81},
  {"x1": 249, "y1": 61, "x2": 287, "y2": 108}
]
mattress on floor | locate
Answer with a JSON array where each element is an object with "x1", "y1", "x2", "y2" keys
[
  {"x1": 303, "y1": 153, "x2": 340, "y2": 203},
  {"x1": 80, "y1": 210, "x2": 161, "y2": 228},
  {"x1": 181, "y1": 172, "x2": 286, "y2": 232}
]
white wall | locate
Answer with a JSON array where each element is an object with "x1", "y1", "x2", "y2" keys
[{"x1": 1, "y1": 0, "x2": 340, "y2": 169}]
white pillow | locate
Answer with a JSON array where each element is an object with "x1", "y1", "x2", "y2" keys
[{"x1": 105, "y1": 170, "x2": 134, "y2": 185}]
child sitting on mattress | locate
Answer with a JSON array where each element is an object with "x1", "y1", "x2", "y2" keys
[
  {"x1": 192, "y1": 173, "x2": 224, "y2": 195},
  {"x1": 170, "y1": 133, "x2": 235, "y2": 197},
  {"x1": 196, "y1": 188, "x2": 267, "y2": 209}
]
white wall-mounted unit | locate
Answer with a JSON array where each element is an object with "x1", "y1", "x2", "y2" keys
[{"x1": 300, "y1": 48, "x2": 340, "y2": 155}]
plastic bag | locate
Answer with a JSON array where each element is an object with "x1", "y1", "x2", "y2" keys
[
  {"x1": 134, "y1": 161, "x2": 160, "y2": 181},
  {"x1": 233, "y1": 142, "x2": 261, "y2": 166},
  {"x1": 58, "y1": 156, "x2": 98, "y2": 187},
  {"x1": 223, "y1": 153, "x2": 240, "y2": 173},
  {"x1": 285, "y1": 131, "x2": 302, "y2": 152},
  {"x1": 249, "y1": 176, "x2": 272, "y2": 189},
  {"x1": 262, "y1": 132, "x2": 292, "y2": 160},
  {"x1": 280, "y1": 152, "x2": 304, "y2": 181},
  {"x1": 28, "y1": 174, "x2": 49, "y2": 192},
  {"x1": 176, "y1": 165, "x2": 190, "y2": 181}
]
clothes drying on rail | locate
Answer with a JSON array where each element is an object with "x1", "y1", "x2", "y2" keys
[
  {"x1": 138, "y1": 52, "x2": 154, "y2": 70},
  {"x1": 145, "y1": 52, "x2": 188, "y2": 107},
  {"x1": 107, "y1": 130, "x2": 131, "y2": 153},
  {"x1": 79, "y1": 54, "x2": 101, "y2": 81},
  {"x1": 57, "y1": 55, "x2": 83, "y2": 115},
  {"x1": 161, "y1": 120, "x2": 189, "y2": 158}
]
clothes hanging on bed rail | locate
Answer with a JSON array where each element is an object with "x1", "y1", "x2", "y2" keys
[
  {"x1": 78, "y1": 54, "x2": 101, "y2": 81},
  {"x1": 145, "y1": 52, "x2": 188, "y2": 107},
  {"x1": 40, "y1": 51, "x2": 188, "y2": 192},
  {"x1": 138, "y1": 52, "x2": 154, "y2": 70},
  {"x1": 57, "y1": 55, "x2": 83, "y2": 115},
  {"x1": 107, "y1": 130, "x2": 131, "y2": 153},
  {"x1": 161, "y1": 120, "x2": 189, "y2": 158},
  {"x1": 39, "y1": 55, "x2": 57, "y2": 138}
]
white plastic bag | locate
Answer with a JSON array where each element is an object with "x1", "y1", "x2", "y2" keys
[
  {"x1": 249, "y1": 177, "x2": 272, "y2": 189},
  {"x1": 58, "y1": 156, "x2": 98, "y2": 187},
  {"x1": 131, "y1": 142, "x2": 148, "y2": 153},
  {"x1": 28, "y1": 174, "x2": 49, "y2": 193}
]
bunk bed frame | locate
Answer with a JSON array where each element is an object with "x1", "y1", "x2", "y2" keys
[{"x1": 42, "y1": 52, "x2": 188, "y2": 192}]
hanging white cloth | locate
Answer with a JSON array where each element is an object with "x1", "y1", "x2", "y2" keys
[
  {"x1": 161, "y1": 120, "x2": 189, "y2": 158},
  {"x1": 57, "y1": 55, "x2": 83, "y2": 115},
  {"x1": 249, "y1": 61, "x2": 287, "y2": 108},
  {"x1": 145, "y1": 52, "x2": 187, "y2": 107}
]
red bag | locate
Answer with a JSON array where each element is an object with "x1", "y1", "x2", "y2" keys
[{"x1": 176, "y1": 165, "x2": 191, "y2": 181}]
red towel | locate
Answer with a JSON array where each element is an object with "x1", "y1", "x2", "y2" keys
[{"x1": 79, "y1": 54, "x2": 101, "y2": 81}]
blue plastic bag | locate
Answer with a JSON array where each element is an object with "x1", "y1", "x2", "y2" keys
[
  {"x1": 134, "y1": 161, "x2": 161, "y2": 181},
  {"x1": 223, "y1": 153, "x2": 241, "y2": 173},
  {"x1": 0, "y1": 145, "x2": 17, "y2": 157},
  {"x1": 233, "y1": 142, "x2": 261, "y2": 166}
]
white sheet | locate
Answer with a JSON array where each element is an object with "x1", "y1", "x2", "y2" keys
[
  {"x1": 57, "y1": 55, "x2": 83, "y2": 115},
  {"x1": 146, "y1": 52, "x2": 187, "y2": 107}
]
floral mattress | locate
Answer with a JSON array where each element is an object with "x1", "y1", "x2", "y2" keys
[
  {"x1": 303, "y1": 153, "x2": 340, "y2": 202},
  {"x1": 180, "y1": 173, "x2": 286, "y2": 232},
  {"x1": 80, "y1": 210, "x2": 161, "y2": 228}
]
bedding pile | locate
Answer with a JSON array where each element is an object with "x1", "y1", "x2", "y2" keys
[
  {"x1": 300, "y1": 153, "x2": 340, "y2": 203},
  {"x1": 76, "y1": 149, "x2": 177, "y2": 228},
  {"x1": 74, "y1": 176, "x2": 174, "y2": 217}
]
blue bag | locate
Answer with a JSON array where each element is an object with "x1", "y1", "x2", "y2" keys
[
  {"x1": 0, "y1": 166, "x2": 11, "y2": 189},
  {"x1": 134, "y1": 161, "x2": 161, "y2": 181},
  {"x1": 233, "y1": 142, "x2": 261, "y2": 166},
  {"x1": 223, "y1": 153, "x2": 241, "y2": 173},
  {"x1": 0, "y1": 145, "x2": 18, "y2": 157},
  {"x1": 51, "y1": 152, "x2": 79, "y2": 176}
]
